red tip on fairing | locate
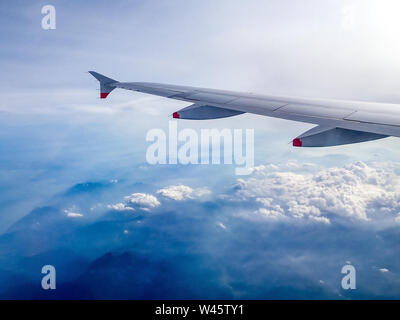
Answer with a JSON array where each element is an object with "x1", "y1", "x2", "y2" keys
[
  {"x1": 100, "y1": 92, "x2": 110, "y2": 99},
  {"x1": 292, "y1": 138, "x2": 303, "y2": 147},
  {"x1": 173, "y1": 112, "x2": 180, "y2": 119}
]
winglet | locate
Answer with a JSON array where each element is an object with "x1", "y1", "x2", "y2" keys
[{"x1": 88, "y1": 71, "x2": 119, "y2": 99}]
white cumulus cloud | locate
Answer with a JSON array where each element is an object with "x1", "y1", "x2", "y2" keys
[
  {"x1": 217, "y1": 222, "x2": 227, "y2": 229},
  {"x1": 108, "y1": 193, "x2": 160, "y2": 212},
  {"x1": 230, "y1": 161, "x2": 400, "y2": 225},
  {"x1": 64, "y1": 210, "x2": 83, "y2": 218},
  {"x1": 156, "y1": 185, "x2": 210, "y2": 201},
  {"x1": 107, "y1": 203, "x2": 135, "y2": 212},
  {"x1": 124, "y1": 193, "x2": 160, "y2": 209}
]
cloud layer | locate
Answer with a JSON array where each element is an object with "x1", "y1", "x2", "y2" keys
[
  {"x1": 105, "y1": 161, "x2": 400, "y2": 228},
  {"x1": 229, "y1": 161, "x2": 400, "y2": 226}
]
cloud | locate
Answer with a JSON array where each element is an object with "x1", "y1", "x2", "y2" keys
[
  {"x1": 64, "y1": 210, "x2": 83, "y2": 218},
  {"x1": 229, "y1": 161, "x2": 400, "y2": 225},
  {"x1": 217, "y1": 222, "x2": 227, "y2": 230},
  {"x1": 108, "y1": 193, "x2": 160, "y2": 212},
  {"x1": 124, "y1": 193, "x2": 160, "y2": 210},
  {"x1": 379, "y1": 268, "x2": 390, "y2": 273},
  {"x1": 107, "y1": 203, "x2": 135, "y2": 212},
  {"x1": 108, "y1": 185, "x2": 211, "y2": 215},
  {"x1": 156, "y1": 185, "x2": 211, "y2": 201}
]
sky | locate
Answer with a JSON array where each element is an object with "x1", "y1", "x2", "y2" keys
[{"x1": 0, "y1": 0, "x2": 400, "y2": 299}]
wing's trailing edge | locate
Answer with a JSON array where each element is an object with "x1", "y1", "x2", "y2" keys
[{"x1": 88, "y1": 71, "x2": 400, "y2": 147}]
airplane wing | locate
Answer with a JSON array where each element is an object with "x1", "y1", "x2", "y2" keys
[{"x1": 89, "y1": 71, "x2": 400, "y2": 147}]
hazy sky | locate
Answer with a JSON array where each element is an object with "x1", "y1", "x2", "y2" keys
[
  {"x1": 2, "y1": 0, "x2": 400, "y2": 226},
  {"x1": 2, "y1": 1, "x2": 400, "y2": 101}
]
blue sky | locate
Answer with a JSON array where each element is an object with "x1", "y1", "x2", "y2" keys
[{"x1": 0, "y1": 0, "x2": 400, "y2": 299}]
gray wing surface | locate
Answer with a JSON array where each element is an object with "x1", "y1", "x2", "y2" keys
[{"x1": 89, "y1": 71, "x2": 400, "y2": 147}]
